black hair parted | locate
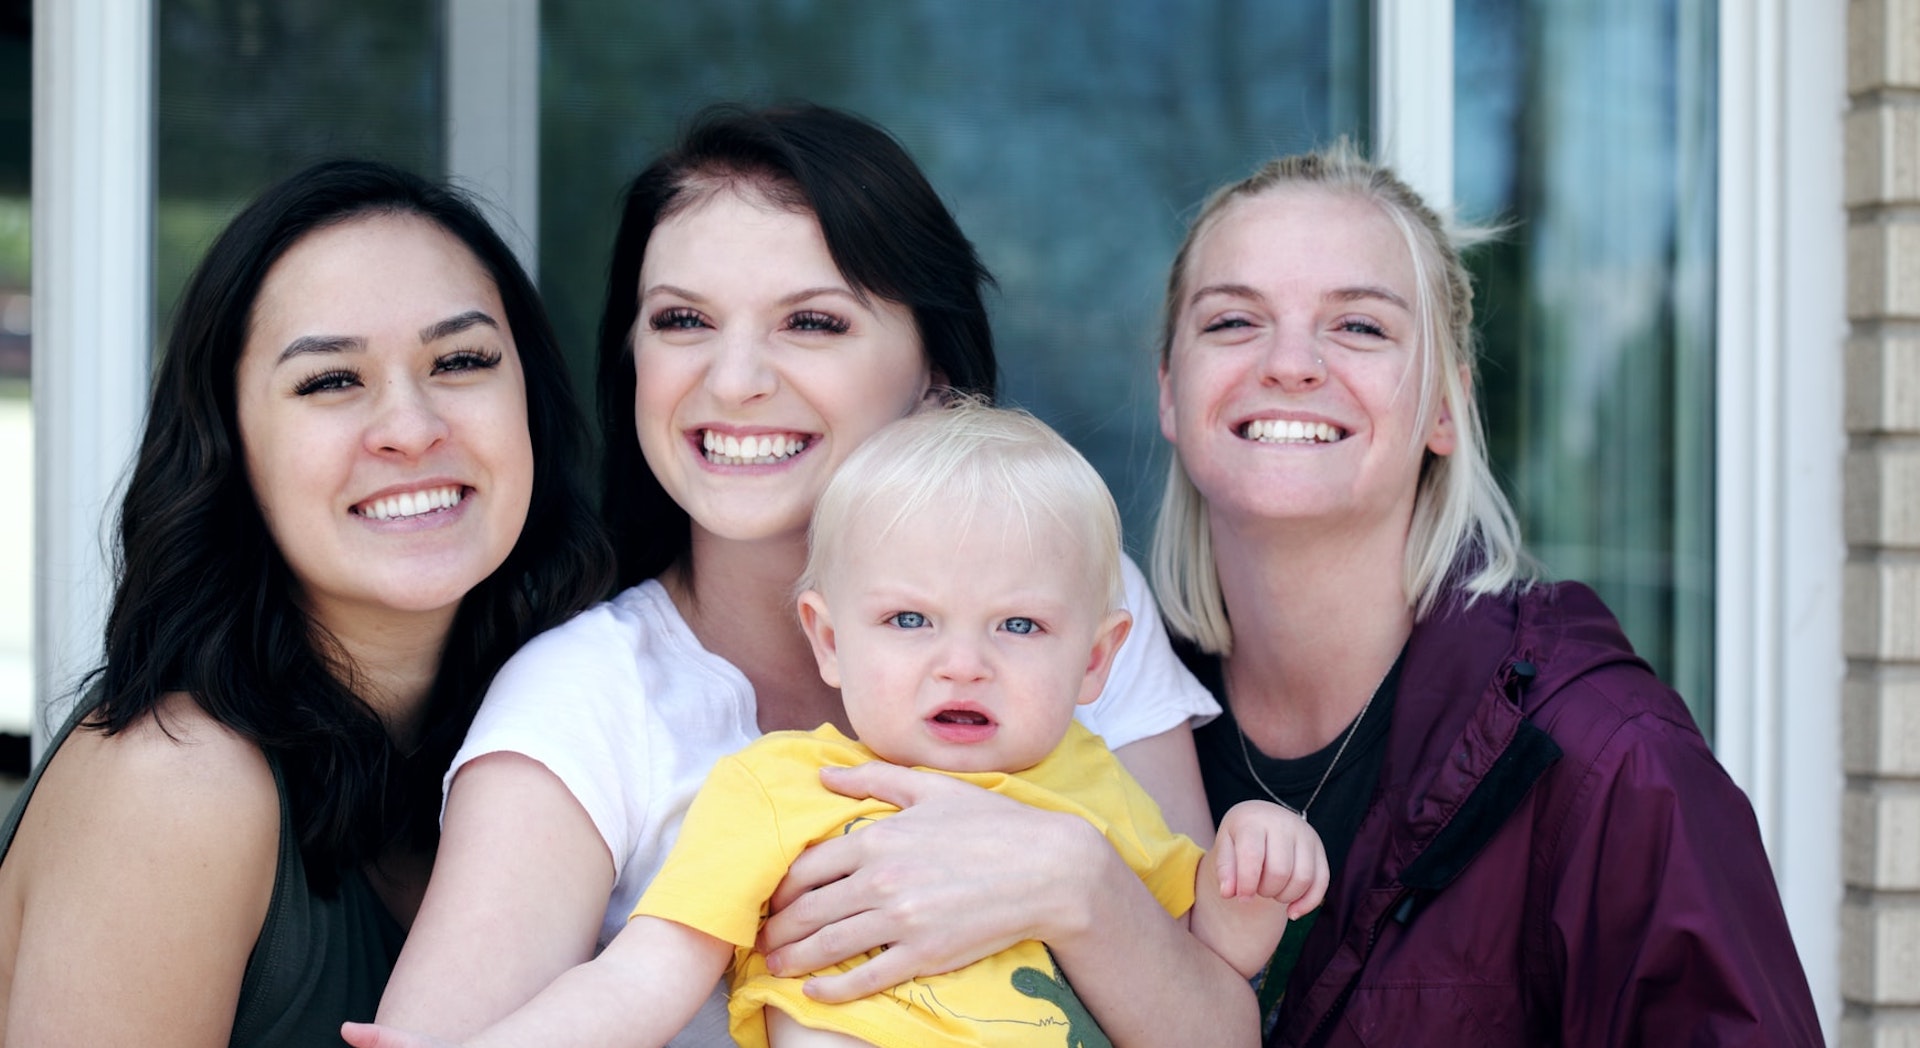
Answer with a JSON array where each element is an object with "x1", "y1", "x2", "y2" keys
[
  {"x1": 596, "y1": 101, "x2": 999, "y2": 587},
  {"x1": 89, "y1": 159, "x2": 613, "y2": 891}
]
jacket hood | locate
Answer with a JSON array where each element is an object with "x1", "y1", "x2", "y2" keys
[{"x1": 1362, "y1": 581, "x2": 1662, "y2": 895}]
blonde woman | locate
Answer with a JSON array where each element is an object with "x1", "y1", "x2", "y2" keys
[{"x1": 1151, "y1": 143, "x2": 1821, "y2": 1045}]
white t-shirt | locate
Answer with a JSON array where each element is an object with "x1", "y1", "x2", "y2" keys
[{"x1": 448, "y1": 556, "x2": 1217, "y2": 1047}]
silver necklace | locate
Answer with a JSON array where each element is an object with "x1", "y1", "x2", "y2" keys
[{"x1": 1233, "y1": 664, "x2": 1392, "y2": 819}]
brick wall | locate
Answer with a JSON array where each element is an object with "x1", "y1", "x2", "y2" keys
[{"x1": 1846, "y1": 1, "x2": 1920, "y2": 1043}]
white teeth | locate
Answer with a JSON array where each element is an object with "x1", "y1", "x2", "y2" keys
[
  {"x1": 357, "y1": 485, "x2": 465, "y2": 520},
  {"x1": 701, "y1": 430, "x2": 809, "y2": 465},
  {"x1": 1243, "y1": 419, "x2": 1343, "y2": 444}
]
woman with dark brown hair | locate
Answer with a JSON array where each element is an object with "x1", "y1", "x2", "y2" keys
[{"x1": 0, "y1": 159, "x2": 610, "y2": 1046}]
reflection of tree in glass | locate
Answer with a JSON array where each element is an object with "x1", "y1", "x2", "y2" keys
[
  {"x1": 1455, "y1": 0, "x2": 1717, "y2": 730},
  {"x1": 154, "y1": 0, "x2": 444, "y2": 339}
]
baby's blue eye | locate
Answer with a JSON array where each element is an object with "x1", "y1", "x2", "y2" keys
[
  {"x1": 1003, "y1": 617, "x2": 1038, "y2": 635},
  {"x1": 888, "y1": 611, "x2": 928, "y2": 629}
]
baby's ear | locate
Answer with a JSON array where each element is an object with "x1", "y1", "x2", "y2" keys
[
  {"x1": 796, "y1": 590, "x2": 842, "y2": 688},
  {"x1": 1076, "y1": 610, "x2": 1134, "y2": 706}
]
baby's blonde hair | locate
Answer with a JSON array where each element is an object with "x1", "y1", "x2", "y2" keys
[{"x1": 802, "y1": 400, "x2": 1123, "y2": 611}]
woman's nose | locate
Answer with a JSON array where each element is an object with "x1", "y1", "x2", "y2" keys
[
  {"x1": 364, "y1": 379, "x2": 450, "y2": 457},
  {"x1": 706, "y1": 329, "x2": 779, "y2": 404},
  {"x1": 1259, "y1": 326, "x2": 1326, "y2": 390}
]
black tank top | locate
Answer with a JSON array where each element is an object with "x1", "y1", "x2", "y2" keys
[{"x1": 0, "y1": 701, "x2": 405, "y2": 1047}]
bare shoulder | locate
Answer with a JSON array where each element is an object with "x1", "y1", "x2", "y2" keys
[
  {"x1": 0, "y1": 692, "x2": 281, "y2": 1044},
  {"x1": 33, "y1": 692, "x2": 279, "y2": 839}
]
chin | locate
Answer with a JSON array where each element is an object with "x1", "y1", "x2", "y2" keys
[
  {"x1": 699, "y1": 509, "x2": 812, "y2": 544},
  {"x1": 380, "y1": 563, "x2": 507, "y2": 614},
  {"x1": 374, "y1": 588, "x2": 481, "y2": 617}
]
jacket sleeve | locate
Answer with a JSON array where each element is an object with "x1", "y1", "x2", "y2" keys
[{"x1": 1539, "y1": 682, "x2": 1822, "y2": 1047}]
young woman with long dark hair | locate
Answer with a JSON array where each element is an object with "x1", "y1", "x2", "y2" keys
[
  {"x1": 0, "y1": 159, "x2": 612, "y2": 1046},
  {"x1": 381, "y1": 104, "x2": 1257, "y2": 1046}
]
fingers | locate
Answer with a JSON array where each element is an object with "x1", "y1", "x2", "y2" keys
[
  {"x1": 767, "y1": 783, "x2": 1072, "y2": 996},
  {"x1": 766, "y1": 831, "x2": 863, "y2": 920},
  {"x1": 798, "y1": 940, "x2": 933, "y2": 1004},
  {"x1": 340, "y1": 1022, "x2": 443, "y2": 1048},
  {"x1": 763, "y1": 907, "x2": 897, "y2": 980},
  {"x1": 1215, "y1": 801, "x2": 1332, "y2": 914},
  {"x1": 817, "y1": 762, "x2": 975, "y2": 807},
  {"x1": 1213, "y1": 830, "x2": 1240, "y2": 897},
  {"x1": 1238, "y1": 822, "x2": 1278, "y2": 899},
  {"x1": 1290, "y1": 835, "x2": 1331, "y2": 920}
]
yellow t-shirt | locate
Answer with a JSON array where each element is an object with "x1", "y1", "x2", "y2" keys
[{"x1": 631, "y1": 721, "x2": 1202, "y2": 1048}]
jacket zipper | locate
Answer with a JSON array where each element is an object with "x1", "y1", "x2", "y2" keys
[{"x1": 1295, "y1": 886, "x2": 1412, "y2": 1048}]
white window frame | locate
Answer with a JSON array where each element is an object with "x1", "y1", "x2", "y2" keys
[
  {"x1": 1713, "y1": 0, "x2": 1842, "y2": 1036},
  {"x1": 445, "y1": 0, "x2": 541, "y2": 279},
  {"x1": 1374, "y1": 0, "x2": 1453, "y2": 212},
  {"x1": 31, "y1": 0, "x2": 153, "y2": 752},
  {"x1": 30, "y1": 2, "x2": 1843, "y2": 1033}
]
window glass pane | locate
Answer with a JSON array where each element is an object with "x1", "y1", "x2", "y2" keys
[
  {"x1": 0, "y1": 198, "x2": 26, "y2": 742},
  {"x1": 540, "y1": 0, "x2": 1372, "y2": 549},
  {"x1": 156, "y1": 0, "x2": 444, "y2": 339},
  {"x1": 1, "y1": 7, "x2": 29, "y2": 751},
  {"x1": 1456, "y1": 0, "x2": 1717, "y2": 732}
]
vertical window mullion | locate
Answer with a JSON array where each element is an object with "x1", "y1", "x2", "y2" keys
[
  {"x1": 31, "y1": 0, "x2": 154, "y2": 755},
  {"x1": 444, "y1": 0, "x2": 542, "y2": 279},
  {"x1": 1374, "y1": 0, "x2": 1454, "y2": 208}
]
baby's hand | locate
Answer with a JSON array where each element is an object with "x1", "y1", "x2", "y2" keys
[
  {"x1": 340, "y1": 1021, "x2": 462, "y2": 1048},
  {"x1": 1211, "y1": 799, "x2": 1330, "y2": 920}
]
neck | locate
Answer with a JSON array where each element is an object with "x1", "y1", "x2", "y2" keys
[
  {"x1": 671, "y1": 527, "x2": 849, "y2": 735},
  {"x1": 1211, "y1": 510, "x2": 1413, "y2": 759},
  {"x1": 305, "y1": 599, "x2": 455, "y2": 753}
]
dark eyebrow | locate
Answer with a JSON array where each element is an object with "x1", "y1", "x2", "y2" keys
[
  {"x1": 1327, "y1": 285, "x2": 1411, "y2": 311},
  {"x1": 776, "y1": 286, "x2": 863, "y2": 308},
  {"x1": 419, "y1": 310, "x2": 500, "y2": 344},
  {"x1": 276, "y1": 334, "x2": 364, "y2": 365},
  {"x1": 641, "y1": 283, "x2": 700, "y2": 303},
  {"x1": 641, "y1": 285, "x2": 866, "y2": 309}
]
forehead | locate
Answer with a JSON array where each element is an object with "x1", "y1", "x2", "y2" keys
[
  {"x1": 1188, "y1": 186, "x2": 1416, "y2": 299},
  {"x1": 830, "y1": 496, "x2": 1097, "y2": 588},
  {"x1": 640, "y1": 187, "x2": 834, "y2": 281},
  {"x1": 249, "y1": 213, "x2": 500, "y2": 338}
]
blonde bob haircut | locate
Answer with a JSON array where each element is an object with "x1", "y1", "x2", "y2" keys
[
  {"x1": 801, "y1": 398, "x2": 1125, "y2": 612},
  {"x1": 1150, "y1": 140, "x2": 1533, "y2": 655}
]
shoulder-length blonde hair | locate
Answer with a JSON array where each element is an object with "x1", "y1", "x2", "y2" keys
[{"x1": 1149, "y1": 140, "x2": 1534, "y2": 655}]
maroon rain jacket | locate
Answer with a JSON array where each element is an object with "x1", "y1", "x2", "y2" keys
[{"x1": 1271, "y1": 582, "x2": 1822, "y2": 1047}]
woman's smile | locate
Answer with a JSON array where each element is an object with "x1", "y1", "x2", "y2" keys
[
  {"x1": 693, "y1": 427, "x2": 814, "y2": 468},
  {"x1": 632, "y1": 187, "x2": 930, "y2": 545}
]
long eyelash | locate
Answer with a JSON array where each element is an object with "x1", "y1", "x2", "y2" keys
[
  {"x1": 650, "y1": 307, "x2": 703, "y2": 330},
  {"x1": 790, "y1": 310, "x2": 851, "y2": 334},
  {"x1": 293, "y1": 369, "x2": 357, "y2": 396},
  {"x1": 434, "y1": 347, "x2": 504, "y2": 373}
]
